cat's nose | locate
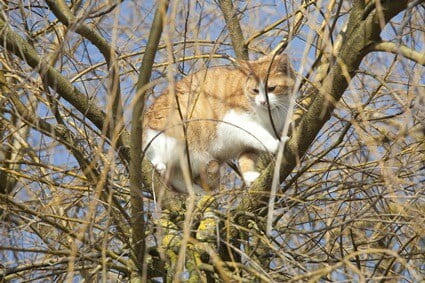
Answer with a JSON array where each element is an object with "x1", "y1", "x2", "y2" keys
[
  {"x1": 259, "y1": 98, "x2": 269, "y2": 105},
  {"x1": 255, "y1": 95, "x2": 268, "y2": 106}
]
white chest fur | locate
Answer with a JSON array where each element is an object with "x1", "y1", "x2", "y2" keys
[{"x1": 211, "y1": 108, "x2": 286, "y2": 160}]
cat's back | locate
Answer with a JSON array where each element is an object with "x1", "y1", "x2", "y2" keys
[
  {"x1": 145, "y1": 66, "x2": 249, "y2": 131},
  {"x1": 178, "y1": 66, "x2": 246, "y2": 99}
]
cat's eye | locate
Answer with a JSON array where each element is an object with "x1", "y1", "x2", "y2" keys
[
  {"x1": 267, "y1": 86, "x2": 276, "y2": 92},
  {"x1": 252, "y1": 88, "x2": 259, "y2": 93}
]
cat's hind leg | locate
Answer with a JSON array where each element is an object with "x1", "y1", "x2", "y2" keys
[{"x1": 196, "y1": 159, "x2": 220, "y2": 192}]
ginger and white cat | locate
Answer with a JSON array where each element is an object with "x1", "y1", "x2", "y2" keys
[{"x1": 143, "y1": 54, "x2": 294, "y2": 194}]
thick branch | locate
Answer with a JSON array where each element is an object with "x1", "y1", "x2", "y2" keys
[
  {"x1": 281, "y1": 1, "x2": 410, "y2": 179},
  {"x1": 1, "y1": 73, "x2": 132, "y2": 248},
  {"x1": 0, "y1": 18, "x2": 106, "y2": 136},
  {"x1": 0, "y1": 16, "x2": 133, "y2": 169},
  {"x1": 129, "y1": 0, "x2": 170, "y2": 274},
  {"x1": 45, "y1": 0, "x2": 123, "y2": 137},
  {"x1": 239, "y1": 1, "x2": 411, "y2": 212},
  {"x1": 369, "y1": 41, "x2": 425, "y2": 66},
  {"x1": 218, "y1": 0, "x2": 249, "y2": 60},
  {"x1": 45, "y1": 0, "x2": 113, "y2": 65}
]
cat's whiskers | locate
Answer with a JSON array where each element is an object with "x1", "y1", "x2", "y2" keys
[{"x1": 271, "y1": 103, "x2": 289, "y2": 112}]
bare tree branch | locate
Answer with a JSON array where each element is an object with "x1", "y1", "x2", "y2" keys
[
  {"x1": 1, "y1": 1, "x2": 423, "y2": 281},
  {"x1": 369, "y1": 41, "x2": 425, "y2": 66},
  {"x1": 241, "y1": 1, "x2": 411, "y2": 214},
  {"x1": 45, "y1": 0, "x2": 123, "y2": 140},
  {"x1": 129, "y1": 0, "x2": 170, "y2": 277},
  {"x1": 0, "y1": 18, "x2": 107, "y2": 136},
  {"x1": 218, "y1": 0, "x2": 249, "y2": 60}
]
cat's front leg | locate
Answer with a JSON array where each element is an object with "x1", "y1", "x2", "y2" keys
[
  {"x1": 246, "y1": 125, "x2": 280, "y2": 154},
  {"x1": 220, "y1": 111, "x2": 281, "y2": 154},
  {"x1": 262, "y1": 136, "x2": 280, "y2": 153},
  {"x1": 151, "y1": 159, "x2": 167, "y2": 175},
  {"x1": 255, "y1": 132, "x2": 290, "y2": 154}
]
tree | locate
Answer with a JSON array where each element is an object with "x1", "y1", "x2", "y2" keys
[{"x1": 0, "y1": 0, "x2": 424, "y2": 282}]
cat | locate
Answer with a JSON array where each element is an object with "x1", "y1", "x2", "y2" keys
[{"x1": 143, "y1": 54, "x2": 295, "y2": 194}]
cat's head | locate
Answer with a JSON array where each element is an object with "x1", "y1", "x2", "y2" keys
[{"x1": 238, "y1": 54, "x2": 294, "y2": 110}]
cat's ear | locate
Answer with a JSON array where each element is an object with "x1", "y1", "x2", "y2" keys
[{"x1": 271, "y1": 53, "x2": 291, "y2": 73}]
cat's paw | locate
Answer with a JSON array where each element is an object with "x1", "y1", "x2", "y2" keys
[
  {"x1": 243, "y1": 171, "x2": 261, "y2": 186},
  {"x1": 265, "y1": 136, "x2": 290, "y2": 153},
  {"x1": 265, "y1": 138, "x2": 280, "y2": 153},
  {"x1": 152, "y1": 160, "x2": 166, "y2": 175}
]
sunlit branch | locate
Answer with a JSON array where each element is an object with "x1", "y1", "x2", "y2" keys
[
  {"x1": 0, "y1": 194, "x2": 132, "y2": 270},
  {"x1": 369, "y1": 41, "x2": 425, "y2": 66},
  {"x1": 45, "y1": 0, "x2": 123, "y2": 142},
  {"x1": 0, "y1": 18, "x2": 107, "y2": 135},
  {"x1": 238, "y1": 1, "x2": 411, "y2": 217},
  {"x1": 218, "y1": 0, "x2": 249, "y2": 60},
  {"x1": 129, "y1": 0, "x2": 170, "y2": 277}
]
